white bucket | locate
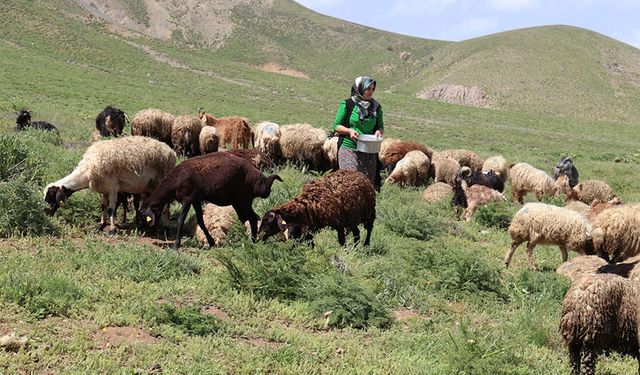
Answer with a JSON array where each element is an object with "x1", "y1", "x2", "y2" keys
[{"x1": 356, "y1": 134, "x2": 383, "y2": 153}]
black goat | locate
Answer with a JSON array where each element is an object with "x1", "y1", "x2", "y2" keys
[
  {"x1": 95, "y1": 106, "x2": 126, "y2": 137},
  {"x1": 552, "y1": 157, "x2": 579, "y2": 188},
  {"x1": 16, "y1": 109, "x2": 57, "y2": 131},
  {"x1": 457, "y1": 166, "x2": 504, "y2": 192}
]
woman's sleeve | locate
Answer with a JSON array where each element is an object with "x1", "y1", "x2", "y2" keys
[
  {"x1": 332, "y1": 100, "x2": 348, "y2": 131},
  {"x1": 376, "y1": 105, "x2": 384, "y2": 130}
]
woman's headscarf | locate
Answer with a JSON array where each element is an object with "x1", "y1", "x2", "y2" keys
[{"x1": 351, "y1": 76, "x2": 379, "y2": 121}]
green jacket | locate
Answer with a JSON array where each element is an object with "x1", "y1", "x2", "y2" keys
[{"x1": 332, "y1": 100, "x2": 384, "y2": 150}]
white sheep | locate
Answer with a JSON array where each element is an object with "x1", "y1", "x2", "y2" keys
[
  {"x1": 43, "y1": 136, "x2": 176, "y2": 235},
  {"x1": 431, "y1": 154, "x2": 460, "y2": 186},
  {"x1": 556, "y1": 255, "x2": 609, "y2": 283},
  {"x1": 481, "y1": 155, "x2": 508, "y2": 182},
  {"x1": 185, "y1": 204, "x2": 237, "y2": 246},
  {"x1": 322, "y1": 136, "x2": 339, "y2": 171},
  {"x1": 504, "y1": 203, "x2": 594, "y2": 271},
  {"x1": 279, "y1": 123, "x2": 328, "y2": 171},
  {"x1": 385, "y1": 150, "x2": 430, "y2": 187},
  {"x1": 435, "y1": 149, "x2": 483, "y2": 171},
  {"x1": 199, "y1": 126, "x2": 219, "y2": 155},
  {"x1": 591, "y1": 203, "x2": 640, "y2": 263},
  {"x1": 555, "y1": 175, "x2": 620, "y2": 205},
  {"x1": 508, "y1": 162, "x2": 555, "y2": 203},
  {"x1": 422, "y1": 182, "x2": 453, "y2": 203},
  {"x1": 130, "y1": 108, "x2": 175, "y2": 147},
  {"x1": 172, "y1": 115, "x2": 203, "y2": 157},
  {"x1": 253, "y1": 121, "x2": 282, "y2": 162}
]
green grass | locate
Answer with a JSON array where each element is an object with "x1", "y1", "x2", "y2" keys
[{"x1": 0, "y1": 0, "x2": 639, "y2": 373}]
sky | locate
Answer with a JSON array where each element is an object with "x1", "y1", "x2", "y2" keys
[{"x1": 293, "y1": 0, "x2": 640, "y2": 48}]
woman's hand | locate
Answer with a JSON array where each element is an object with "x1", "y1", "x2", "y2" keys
[
  {"x1": 349, "y1": 129, "x2": 359, "y2": 140},
  {"x1": 374, "y1": 129, "x2": 384, "y2": 139}
]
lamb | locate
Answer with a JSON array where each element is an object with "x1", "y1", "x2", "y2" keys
[
  {"x1": 591, "y1": 203, "x2": 640, "y2": 263},
  {"x1": 552, "y1": 157, "x2": 579, "y2": 188},
  {"x1": 560, "y1": 273, "x2": 639, "y2": 375},
  {"x1": 279, "y1": 123, "x2": 328, "y2": 171},
  {"x1": 508, "y1": 162, "x2": 555, "y2": 203},
  {"x1": 140, "y1": 153, "x2": 281, "y2": 250},
  {"x1": 171, "y1": 115, "x2": 203, "y2": 157},
  {"x1": 385, "y1": 150, "x2": 430, "y2": 187},
  {"x1": 422, "y1": 182, "x2": 453, "y2": 203},
  {"x1": 434, "y1": 149, "x2": 483, "y2": 171},
  {"x1": 199, "y1": 126, "x2": 219, "y2": 155},
  {"x1": 456, "y1": 166, "x2": 504, "y2": 192},
  {"x1": 451, "y1": 173, "x2": 506, "y2": 221},
  {"x1": 504, "y1": 203, "x2": 594, "y2": 271},
  {"x1": 379, "y1": 139, "x2": 434, "y2": 173},
  {"x1": 431, "y1": 154, "x2": 461, "y2": 186},
  {"x1": 95, "y1": 106, "x2": 126, "y2": 137},
  {"x1": 481, "y1": 155, "x2": 508, "y2": 183},
  {"x1": 258, "y1": 169, "x2": 376, "y2": 246},
  {"x1": 15, "y1": 109, "x2": 57, "y2": 131},
  {"x1": 131, "y1": 108, "x2": 175, "y2": 147},
  {"x1": 253, "y1": 121, "x2": 282, "y2": 162},
  {"x1": 43, "y1": 136, "x2": 176, "y2": 235},
  {"x1": 198, "y1": 108, "x2": 252, "y2": 149},
  {"x1": 556, "y1": 175, "x2": 619, "y2": 205}
]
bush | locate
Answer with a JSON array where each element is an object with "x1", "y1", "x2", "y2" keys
[
  {"x1": 0, "y1": 176, "x2": 57, "y2": 237},
  {"x1": 377, "y1": 196, "x2": 446, "y2": 241},
  {"x1": 474, "y1": 203, "x2": 516, "y2": 229},
  {"x1": 0, "y1": 135, "x2": 31, "y2": 181},
  {"x1": 143, "y1": 304, "x2": 223, "y2": 336},
  {"x1": 304, "y1": 273, "x2": 393, "y2": 329}
]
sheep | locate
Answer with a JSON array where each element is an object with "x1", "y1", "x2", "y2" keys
[
  {"x1": 431, "y1": 154, "x2": 460, "y2": 186},
  {"x1": 171, "y1": 115, "x2": 203, "y2": 157},
  {"x1": 43, "y1": 136, "x2": 176, "y2": 235},
  {"x1": 481, "y1": 155, "x2": 508, "y2": 183},
  {"x1": 508, "y1": 162, "x2": 555, "y2": 203},
  {"x1": 198, "y1": 108, "x2": 252, "y2": 150},
  {"x1": 504, "y1": 203, "x2": 594, "y2": 271},
  {"x1": 422, "y1": 182, "x2": 453, "y2": 203},
  {"x1": 131, "y1": 108, "x2": 175, "y2": 147},
  {"x1": 379, "y1": 139, "x2": 434, "y2": 173},
  {"x1": 435, "y1": 149, "x2": 483, "y2": 171},
  {"x1": 140, "y1": 152, "x2": 281, "y2": 250},
  {"x1": 253, "y1": 121, "x2": 282, "y2": 162},
  {"x1": 556, "y1": 176, "x2": 619, "y2": 205},
  {"x1": 563, "y1": 200, "x2": 591, "y2": 219},
  {"x1": 279, "y1": 123, "x2": 328, "y2": 171},
  {"x1": 560, "y1": 273, "x2": 640, "y2": 375},
  {"x1": 15, "y1": 109, "x2": 57, "y2": 131},
  {"x1": 562, "y1": 199, "x2": 621, "y2": 221},
  {"x1": 258, "y1": 169, "x2": 376, "y2": 246},
  {"x1": 456, "y1": 166, "x2": 504, "y2": 192},
  {"x1": 322, "y1": 136, "x2": 339, "y2": 171},
  {"x1": 385, "y1": 150, "x2": 430, "y2": 187},
  {"x1": 552, "y1": 156, "x2": 579, "y2": 188},
  {"x1": 591, "y1": 203, "x2": 640, "y2": 263},
  {"x1": 95, "y1": 106, "x2": 126, "y2": 137},
  {"x1": 226, "y1": 148, "x2": 275, "y2": 170},
  {"x1": 451, "y1": 173, "x2": 506, "y2": 221},
  {"x1": 199, "y1": 126, "x2": 219, "y2": 155},
  {"x1": 185, "y1": 204, "x2": 237, "y2": 247},
  {"x1": 556, "y1": 255, "x2": 609, "y2": 283}
]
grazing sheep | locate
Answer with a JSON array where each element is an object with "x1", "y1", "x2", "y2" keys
[
  {"x1": 560, "y1": 273, "x2": 639, "y2": 375},
  {"x1": 258, "y1": 169, "x2": 376, "y2": 246},
  {"x1": 431, "y1": 154, "x2": 461, "y2": 186},
  {"x1": 226, "y1": 149, "x2": 275, "y2": 170},
  {"x1": 198, "y1": 108, "x2": 252, "y2": 150},
  {"x1": 253, "y1": 121, "x2": 282, "y2": 162},
  {"x1": 508, "y1": 162, "x2": 555, "y2": 203},
  {"x1": 556, "y1": 255, "x2": 609, "y2": 283},
  {"x1": 573, "y1": 180, "x2": 619, "y2": 205},
  {"x1": 379, "y1": 139, "x2": 434, "y2": 173},
  {"x1": 15, "y1": 109, "x2": 57, "y2": 131},
  {"x1": 504, "y1": 203, "x2": 594, "y2": 271},
  {"x1": 457, "y1": 166, "x2": 504, "y2": 192},
  {"x1": 131, "y1": 108, "x2": 175, "y2": 147},
  {"x1": 422, "y1": 182, "x2": 453, "y2": 203},
  {"x1": 386, "y1": 150, "x2": 430, "y2": 186},
  {"x1": 279, "y1": 123, "x2": 328, "y2": 171},
  {"x1": 95, "y1": 106, "x2": 126, "y2": 137},
  {"x1": 323, "y1": 136, "x2": 339, "y2": 171},
  {"x1": 451, "y1": 174, "x2": 506, "y2": 221},
  {"x1": 171, "y1": 115, "x2": 203, "y2": 157},
  {"x1": 140, "y1": 153, "x2": 281, "y2": 250},
  {"x1": 435, "y1": 149, "x2": 483, "y2": 171},
  {"x1": 43, "y1": 136, "x2": 176, "y2": 235},
  {"x1": 552, "y1": 157, "x2": 579, "y2": 188},
  {"x1": 482, "y1": 155, "x2": 508, "y2": 183},
  {"x1": 199, "y1": 126, "x2": 219, "y2": 155},
  {"x1": 591, "y1": 203, "x2": 640, "y2": 263}
]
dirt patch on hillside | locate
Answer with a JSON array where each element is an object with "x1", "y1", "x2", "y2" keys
[
  {"x1": 417, "y1": 84, "x2": 492, "y2": 108},
  {"x1": 93, "y1": 326, "x2": 159, "y2": 348},
  {"x1": 258, "y1": 63, "x2": 309, "y2": 79}
]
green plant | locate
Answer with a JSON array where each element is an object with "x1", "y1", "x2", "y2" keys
[
  {"x1": 474, "y1": 202, "x2": 516, "y2": 229},
  {"x1": 377, "y1": 192, "x2": 446, "y2": 240},
  {"x1": 0, "y1": 176, "x2": 57, "y2": 237},
  {"x1": 0, "y1": 134, "x2": 31, "y2": 181},
  {"x1": 143, "y1": 304, "x2": 223, "y2": 336}
]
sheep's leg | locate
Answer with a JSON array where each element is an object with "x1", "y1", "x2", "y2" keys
[
  {"x1": 581, "y1": 350, "x2": 596, "y2": 375},
  {"x1": 351, "y1": 226, "x2": 360, "y2": 246},
  {"x1": 526, "y1": 240, "x2": 539, "y2": 271},
  {"x1": 559, "y1": 244, "x2": 569, "y2": 263},
  {"x1": 504, "y1": 239, "x2": 523, "y2": 268},
  {"x1": 234, "y1": 204, "x2": 258, "y2": 241},
  {"x1": 96, "y1": 194, "x2": 109, "y2": 232},
  {"x1": 568, "y1": 343, "x2": 581, "y2": 375},
  {"x1": 337, "y1": 227, "x2": 346, "y2": 246},
  {"x1": 173, "y1": 201, "x2": 192, "y2": 250},
  {"x1": 464, "y1": 203, "x2": 476, "y2": 221},
  {"x1": 193, "y1": 202, "x2": 215, "y2": 247},
  {"x1": 363, "y1": 219, "x2": 374, "y2": 247},
  {"x1": 118, "y1": 195, "x2": 128, "y2": 225},
  {"x1": 107, "y1": 191, "x2": 118, "y2": 236}
]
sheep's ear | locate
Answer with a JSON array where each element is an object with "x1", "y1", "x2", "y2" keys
[{"x1": 276, "y1": 213, "x2": 288, "y2": 231}]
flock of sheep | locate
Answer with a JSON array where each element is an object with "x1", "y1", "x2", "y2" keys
[{"x1": 17, "y1": 105, "x2": 640, "y2": 374}]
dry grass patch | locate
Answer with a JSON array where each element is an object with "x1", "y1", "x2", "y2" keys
[{"x1": 92, "y1": 326, "x2": 159, "y2": 348}]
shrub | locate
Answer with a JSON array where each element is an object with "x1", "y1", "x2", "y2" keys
[
  {"x1": 143, "y1": 304, "x2": 223, "y2": 336},
  {"x1": 304, "y1": 273, "x2": 393, "y2": 329},
  {"x1": 474, "y1": 202, "x2": 516, "y2": 229},
  {"x1": 377, "y1": 197, "x2": 446, "y2": 240},
  {"x1": 0, "y1": 176, "x2": 57, "y2": 237},
  {"x1": 0, "y1": 134, "x2": 31, "y2": 181}
]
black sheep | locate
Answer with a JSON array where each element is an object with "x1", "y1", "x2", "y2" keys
[
  {"x1": 95, "y1": 106, "x2": 127, "y2": 137},
  {"x1": 552, "y1": 157, "x2": 579, "y2": 188},
  {"x1": 457, "y1": 166, "x2": 504, "y2": 192},
  {"x1": 15, "y1": 109, "x2": 57, "y2": 131}
]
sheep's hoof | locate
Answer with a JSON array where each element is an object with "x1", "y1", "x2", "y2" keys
[
  {"x1": 95, "y1": 223, "x2": 107, "y2": 232},
  {"x1": 108, "y1": 228, "x2": 117, "y2": 237}
]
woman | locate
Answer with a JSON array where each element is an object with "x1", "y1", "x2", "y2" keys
[{"x1": 332, "y1": 76, "x2": 384, "y2": 185}]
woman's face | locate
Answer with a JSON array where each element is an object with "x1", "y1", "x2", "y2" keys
[{"x1": 363, "y1": 84, "x2": 375, "y2": 100}]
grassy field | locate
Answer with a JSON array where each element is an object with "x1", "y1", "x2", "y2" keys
[{"x1": 1, "y1": 0, "x2": 640, "y2": 373}]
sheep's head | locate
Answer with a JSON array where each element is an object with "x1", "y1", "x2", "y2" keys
[
  {"x1": 258, "y1": 209, "x2": 301, "y2": 241},
  {"x1": 16, "y1": 109, "x2": 31, "y2": 130},
  {"x1": 455, "y1": 166, "x2": 472, "y2": 184},
  {"x1": 43, "y1": 185, "x2": 72, "y2": 215},
  {"x1": 139, "y1": 207, "x2": 159, "y2": 228}
]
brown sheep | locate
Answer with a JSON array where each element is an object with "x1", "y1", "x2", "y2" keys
[
  {"x1": 198, "y1": 108, "x2": 252, "y2": 149},
  {"x1": 172, "y1": 115, "x2": 203, "y2": 157},
  {"x1": 379, "y1": 140, "x2": 435, "y2": 174}
]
